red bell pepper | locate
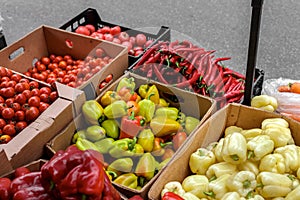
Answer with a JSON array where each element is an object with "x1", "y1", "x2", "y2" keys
[
  {"x1": 162, "y1": 191, "x2": 184, "y2": 200},
  {"x1": 119, "y1": 113, "x2": 145, "y2": 139},
  {"x1": 0, "y1": 177, "x2": 12, "y2": 199},
  {"x1": 10, "y1": 171, "x2": 52, "y2": 200},
  {"x1": 172, "y1": 131, "x2": 188, "y2": 151},
  {"x1": 101, "y1": 171, "x2": 121, "y2": 200}
]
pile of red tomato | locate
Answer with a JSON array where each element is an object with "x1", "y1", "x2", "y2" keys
[
  {"x1": 0, "y1": 67, "x2": 58, "y2": 144},
  {"x1": 23, "y1": 48, "x2": 113, "y2": 88},
  {"x1": 75, "y1": 24, "x2": 152, "y2": 57}
]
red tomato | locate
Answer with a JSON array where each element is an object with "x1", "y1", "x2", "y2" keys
[
  {"x1": 10, "y1": 74, "x2": 22, "y2": 82},
  {"x1": 41, "y1": 56, "x2": 51, "y2": 65},
  {"x1": 15, "y1": 110, "x2": 25, "y2": 121},
  {"x1": 85, "y1": 24, "x2": 96, "y2": 33},
  {"x1": 15, "y1": 121, "x2": 28, "y2": 132},
  {"x1": 30, "y1": 88, "x2": 40, "y2": 97},
  {"x1": 104, "y1": 74, "x2": 113, "y2": 83},
  {"x1": 14, "y1": 167, "x2": 31, "y2": 178},
  {"x1": 0, "y1": 103, "x2": 7, "y2": 113},
  {"x1": 118, "y1": 32, "x2": 130, "y2": 42},
  {"x1": 98, "y1": 26, "x2": 111, "y2": 34},
  {"x1": 29, "y1": 81, "x2": 39, "y2": 89},
  {"x1": 25, "y1": 106, "x2": 40, "y2": 122},
  {"x1": 3, "y1": 124, "x2": 16, "y2": 136},
  {"x1": 110, "y1": 26, "x2": 121, "y2": 35},
  {"x1": 129, "y1": 36, "x2": 136, "y2": 46},
  {"x1": 39, "y1": 87, "x2": 52, "y2": 95},
  {"x1": 14, "y1": 82, "x2": 26, "y2": 93},
  {"x1": 22, "y1": 89, "x2": 32, "y2": 99},
  {"x1": 112, "y1": 37, "x2": 121, "y2": 44},
  {"x1": 95, "y1": 48, "x2": 104, "y2": 58},
  {"x1": 49, "y1": 91, "x2": 58, "y2": 102},
  {"x1": 99, "y1": 81, "x2": 107, "y2": 89},
  {"x1": 75, "y1": 26, "x2": 90, "y2": 36},
  {"x1": 37, "y1": 63, "x2": 47, "y2": 72},
  {"x1": 40, "y1": 93, "x2": 50, "y2": 103},
  {"x1": 0, "y1": 66, "x2": 7, "y2": 77},
  {"x1": 145, "y1": 39, "x2": 153, "y2": 48},
  {"x1": 7, "y1": 80, "x2": 17, "y2": 87},
  {"x1": 0, "y1": 96, "x2": 4, "y2": 103},
  {"x1": 121, "y1": 41, "x2": 133, "y2": 51},
  {"x1": 3, "y1": 87, "x2": 15, "y2": 98},
  {"x1": 39, "y1": 102, "x2": 50, "y2": 113},
  {"x1": 0, "y1": 118, "x2": 6, "y2": 129},
  {"x1": 14, "y1": 93, "x2": 27, "y2": 105},
  {"x1": 5, "y1": 98, "x2": 14, "y2": 107},
  {"x1": 28, "y1": 96, "x2": 41, "y2": 107},
  {"x1": 135, "y1": 33, "x2": 147, "y2": 46},
  {"x1": 104, "y1": 33, "x2": 114, "y2": 42},
  {"x1": 2, "y1": 107, "x2": 15, "y2": 120},
  {"x1": 11, "y1": 102, "x2": 21, "y2": 112}
]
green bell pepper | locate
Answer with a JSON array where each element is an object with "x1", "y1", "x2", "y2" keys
[
  {"x1": 107, "y1": 157, "x2": 134, "y2": 176},
  {"x1": 137, "y1": 97, "x2": 155, "y2": 123},
  {"x1": 135, "y1": 152, "x2": 156, "y2": 181},
  {"x1": 71, "y1": 130, "x2": 86, "y2": 143},
  {"x1": 109, "y1": 137, "x2": 144, "y2": 158},
  {"x1": 94, "y1": 137, "x2": 115, "y2": 154},
  {"x1": 154, "y1": 107, "x2": 179, "y2": 121},
  {"x1": 104, "y1": 100, "x2": 128, "y2": 119},
  {"x1": 84, "y1": 125, "x2": 106, "y2": 142},
  {"x1": 101, "y1": 119, "x2": 120, "y2": 139},
  {"x1": 150, "y1": 116, "x2": 181, "y2": 137},
  {"x1": 113, "y1": 173, "x2": 138, "y2": 189},
  {"x1": 185, "y1": 116, "x2": 200, "y2": 135},
  {"x1": 116, "y1": 77, "x2": 136, "y2": 92},
  {"x1": 82, "y1": 100, "x2": 105, "y2": 125},
  {"x1": 75, "y1": 138, "x2": 99, "y2": 152}
]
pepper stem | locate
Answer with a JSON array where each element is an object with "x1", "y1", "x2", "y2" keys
[
  {"x1": 243, "y1": 179, "x2": 251, "y2": 188},
  {"x1": 230, "y1": 154, "x2": 240, "y2": 161},
  {"x1": 203, "y1": 191, "x2": 216, "y2": 198}
]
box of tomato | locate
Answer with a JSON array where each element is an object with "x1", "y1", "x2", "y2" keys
[
  {"x1": 0, "y1": 25, "x2": 128, "y2": 100},
  {"x1": 45, "y1": 72, "x2": 216, "y2": 199},
  {"x1": 60, "y1": 7, "x2": 170, "y2": 66},
  {"x1": 148, "y1": 103, "x2": 300, "y2": 200},
  {"x1": 0, "y1": 65, "x2": 85, "y2": 170}
]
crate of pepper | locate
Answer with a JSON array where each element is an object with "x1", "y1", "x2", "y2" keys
[
  {"x1": 60, "y1": 7, "x2": 170, "y2": 66},
  {"x1": 131, "y1": 40, "x2": 264, "y2": 108},
  {"x1": 45, "y1": 72, "x2": 216, "y2": 199},
  {"x1": 0, "y1": 149, "x2": 125, "y2": 199}
]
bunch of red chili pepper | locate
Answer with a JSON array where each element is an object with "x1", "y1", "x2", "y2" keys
[
  {"x1": 132, "y1": 40, "x2": 246, "y2": 108},
  {"x1": 0, "y1": 145, "x2": 121, "y2": 200}
]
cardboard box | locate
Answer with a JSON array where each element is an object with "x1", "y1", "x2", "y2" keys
[
  {"x1": 0, "y1": 79, "x2": 85, "y2": 170},
  {"x1": 46, "y1": 72, "x2": 216, "y2": 199},
  {"x1": 0, "y1": 149, "x2": 13, "y2": 176},
  {"x1": 148, "y1": 103, "x2": 300, "y2": 199},
  {"x1": 0, "y1": 25, "x2": 128, "y2": 100}
]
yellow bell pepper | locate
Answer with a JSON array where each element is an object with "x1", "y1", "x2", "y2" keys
[
  {"x1": 161, "y1": 181, "x2": 186, "y2": 198},
  {"x1": 150, "y1": 116, "x2": 181, "y2": 137},
  {"x1": 241, "y1": 128, "x2": 262, "y2": 141},
  {"x1": 286, "y1": 174, "x2": 300, "y2": 190},
  {"x1": 206, "y1": 162, "x2": 237, "y2": 181},
  {"x1": 274, "y1": 144, "x2": 300, "y2": 173},
  {"x1": 100, "y1": 90, "x2": 121, "y2": 107},
  {"x1": 145, "y1": 84, "x2": 160, "y2": 104},
  {"x1": 227, "y1": 171, "x2": 257, "y2": 197},
  {"x1": 182, "y1": 175, "x2": 209, "y2": 199},
  {"x1": 220, "y1": 192, "x2": 241, "y2": 200},
  {"x1": 182, "y1": 192, "x2": 201, "y2": 200},
  {"x1": 262, "y1": 126, "x2": 294, "y2": 148},
  {"x1": 259, "y1": 153, "x2": 286, "y2": 174},
  {"x1": 238, "y1": 160, "x2": 260, "y2": 176},
  {"x1": 113, "y1": 173, "x2": 138, "y2": 189},
  {"x1": 224, "y1": 126, "x2": 243, "y2": 137},
  {"x1": 158, "y1": 98, "x2": 170, "y2": 107},
  {"x1": 251, "y1": 94, "x2": 278, "y2": 112},
  {"x1": 261, "y1": 118, "x2": 289, "y2": 129},
  {"x1": 211, "y1": 138, "x2": 225, "y2": 162},
  {"x1": 256, "y1": 171, "x2": 292, "y2": 198},
  {"x1": 204, "y1": 174, "x2": 231, "y2": 199},
  {"x1": 247, "y1": 135, "x2": 274, "y2": 161},
  {"x1": 285, "y1": 185, "x2": 300, "y2": 200},
  {"x1": 189, "y1": 148, "x2": 216, "y2": 175},
  {"x1": 221, "y1": 132, "x2": 247, "y2": 165}
]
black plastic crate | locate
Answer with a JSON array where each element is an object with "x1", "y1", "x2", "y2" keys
[
  {"x1": 60, "y1": 8, "x2": 170, "y2": 66},
  {"x1": 0, "y1": 32, "x2": 7, "y2": 50}
]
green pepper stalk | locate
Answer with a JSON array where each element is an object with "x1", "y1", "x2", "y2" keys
[
  {"x1": 247, "y1": 135, "x2": 274, "y2": 161},
  {"x1": 145, "y1": 85, "x2": 160, "y2": 104},
  {"x1": 204, "y1": 174, "x2": 231, "y2": 199},
  {"x1": 119, "y1": 112, "x2": 145, "y2": 139},
  {"x1": 227, "y1": 171, "x2": 257, "y2": 197}
]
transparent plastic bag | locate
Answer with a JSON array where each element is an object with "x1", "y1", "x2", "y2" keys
[
  {"x1": 0, "y1": 13, "x2": 3, "y2": 32},
  {"x1": 262, "y1": 78, "x2": 300, "y2": 118}
]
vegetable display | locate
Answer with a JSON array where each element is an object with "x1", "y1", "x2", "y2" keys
[
  {"x1": 72, "y1": 77, "x2": 201, "y2": 190},
  {"x1": 0, "y1": 67, "x2": 58, "y2": 144},
  {"x1": 0, "y1": 145, "x2": 120, "y2": 199},
  {"x1": 131, "y1": 40, "x2": 247, "y2": 108},
  {"x1": 75, "y1": 24, "x2": 153, "y2": 57},
  {"x1": 161, "y1": 117, "x2": 300, "y2": 199},
  {"x1": 23, "y1": 48, "x2": 114, "y2": 88}
]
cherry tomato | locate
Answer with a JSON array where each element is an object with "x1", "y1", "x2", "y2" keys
[
  {"x1": 135, "y1": 33, "x2": 147, "y2": 46},
  {"x1": 25, "y1": 106, "x2": 40, "y2": 122},
  {"x1": 39, "y1": 87, "x2": 52, "y2": 95},
  {"x1": 22, "y1": 89, "x2": 32, "y2": 99},
  {"x1": 85, "y1": 24, "x2": 96, "y2": 33},
  {"x1": 29, "y1": 81, "x2": 39, "y2": 89},
  {"x1": 10, "y1": 74, "x2": 22, "y2": 82},
  {"x1": 99, "y1": 81, "x2": 107, "y2": 89},
  {"x1": 0, "y1": 96, "x2": 4, "y2": 103},
  {"x1": 5, "y1": 98, "x2": 14, "y2": 107},
  {"x1": 30, "y1": 88, "x2": 40, "y2": 97},
  {"x1": 28, "y1": 96, "x2": 41, "y2": 107},
  {"x1": 40, "y1": 93, "x2": 50, "y2": 103},
  {"x1": 118, "y1": 32, "x2": 130, "y2": 42},
  {"x1": 11, "y1": 102, "x2": 21, "y2": 112},
  {"x1": 2, "y1": 107, "x2": 15, "y2": 120},
  {"x1": 7, "y1": 80, "x2": 17, "y2": 87},
  {"x1": 41, "y1": 56, "x2": 51, "y2": 65},
  {"x1": 3, "y1": 124, "x2": 16, "y2": 136},
  {"x1": 75, "y1": 26, "x2": 90, "y2": 36},
  {"x1": 98, "y1": 26, "x2": 111, "y2": 34},
  {"x1": 0, "y1": 118, "x2": 6, "y2": 129},
  {"x1": 37, "y1": 63, "x2": 47, "y2": 72},
  {"x1": 14, "y1": 167, "x2": 31, "y2": 178},
  {"x1": 15, "y1": 82, "x2": 26, "y2": 93},
  {"x1": 0, "y1": 66, "x2": 7, "y2": 77},
  {"x1": 3, "y1": 87, "x2": 15, "y2": 98},
  {"x1": 110, "y1": 26, "x2": 121, "y2": 35},
  {"x1": 49, "y1": 91, "x2": 58, "y2": 103},
  {"x1": 0, "y1": 103, "x2": 7, "y2": 113},
  {"x1": 105, "y1": 74, "x2": 113, "y2": 83}
]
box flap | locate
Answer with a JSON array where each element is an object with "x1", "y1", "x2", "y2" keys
[{"x1": 0, "y1": 149, "x2": 13, "y2": 176}]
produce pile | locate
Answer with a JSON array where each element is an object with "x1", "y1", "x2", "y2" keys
[
  {"x1": 71, "y1": 76, "x2": 201, "y2": 191},
  {"x1": 23, "y1": 47, "x2": 114, "y2": 89},
  {"x1": 161, "y1": 118, "x2": 300, "y2": 200},
  {"x1": 0, "y1": 145, "x2": 121, "y2": 199},
  {"x1": 132, "y1": 40, "x2": 246, "y2": 108},
  {"x1": 75, "y1": 24, "x2": 153, "y2": 57},
  {"x1": 0, "y1": 67, "x2": 58, "y2": 144}
]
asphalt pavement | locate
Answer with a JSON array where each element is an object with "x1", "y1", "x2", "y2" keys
[{"x1": 0, "y1": 0, "x2": 299, "y2": 81}]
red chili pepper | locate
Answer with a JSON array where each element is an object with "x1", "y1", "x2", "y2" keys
[
  {"x1": 223, "y1": 67, "x2": 246, "y2": 79},
  {"x1": 224, "y1": 90, "x2": 244, "y2": 100},
  {"x1": 175, "y1": 71, "x2": 200, "y2": 88},
  {"x1": 153, "y1": 63, "x2": 169, "y2": 84},
  {"x1": 145, "y1": 51, "x2": 161, "y2": 64},
  {"x1": 213, "y1": 57, "x2": 231, "y2": 64},
  {"x1": 120, "y1": 113, "x2": 145, "y2": 139},
  {"x1": 172, "y1": 131, "x2": 188, "y2": 151},
  {"x1": 133, "y1": 47, "x2": 156, "y2": 69},
  {"x1": 0, "y1": 177, "x2": 12, "y2": 199},
  {"x1": 162, "y1": 192, "x2": 184, "y2": 200}
]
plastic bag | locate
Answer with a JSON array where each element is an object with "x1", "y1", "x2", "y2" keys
[
  {"x1": 262, "y1": 78, "x2": 300, "y2": 120},
  {"x1": 0, "y1": 13, "x2": 3, "y2": 32}
]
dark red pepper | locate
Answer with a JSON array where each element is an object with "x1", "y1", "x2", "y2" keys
[
  {"x1": 101, "y1": 171, "x2": 121, "y2": 200},
  {"x1": 12, "y1": 185, "x2": 52, "y2": 200},
  {"x1": 119, "y1": 113, "x2": 145, "y2": 139},
  {"x1": 162, "y1": 192, "x2": 184, "y2": 200}
]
